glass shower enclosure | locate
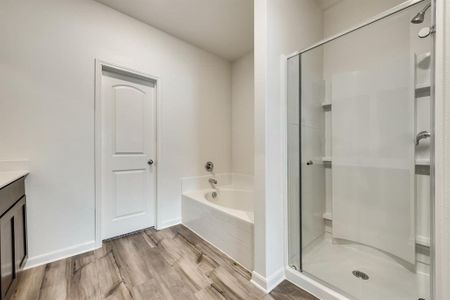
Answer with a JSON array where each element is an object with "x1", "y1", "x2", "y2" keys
[{"x1": 287, "y1": 1, "x2": 433, "y2": 299}]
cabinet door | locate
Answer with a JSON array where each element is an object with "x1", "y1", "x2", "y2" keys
[
  {"x1": 0, "y1": 207, "x2": 16, "y2": 299},
  {"x1": 14, "y1": 197, "x2": 27, "y2": 271}
]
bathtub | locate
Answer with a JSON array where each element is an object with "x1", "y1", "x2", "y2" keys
[{"x1": 182, "y1": 187, "x2": 254, "y2": 270}]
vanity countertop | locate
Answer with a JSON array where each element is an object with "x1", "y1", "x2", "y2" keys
[{"x1": 0, "y1": 171, "x2": 29, "y2": 189}]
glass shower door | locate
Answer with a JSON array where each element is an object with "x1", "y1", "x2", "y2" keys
[{"x1": 287, "y1": 2, "x2": 432, "y2": 299}]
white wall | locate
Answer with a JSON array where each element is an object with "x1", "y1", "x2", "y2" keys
[
  {"x1": 323, "y1": 0, "x2": 405, "y2": 37},
  {"x1": 0, "y1": 0, "x2": 232, "y2": 265},
  {"x1": 231, "y1": 52, "x2": 254, "y2": 175},
  {"x1": 253, "y1": 0, "x2": 323, "y2": 290}
]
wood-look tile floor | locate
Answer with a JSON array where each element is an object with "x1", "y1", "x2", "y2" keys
[{"x1": 11, "y1": 225, "x2": 317, "y2": 300}]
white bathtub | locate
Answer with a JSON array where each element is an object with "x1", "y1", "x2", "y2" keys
[{"x1": 182, "y1": 187, "x2": 254, "y2": 270}]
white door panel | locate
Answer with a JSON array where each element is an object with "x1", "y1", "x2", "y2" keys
[
  {"x1": 113, "y1": 86, "x2": 146, "y2": 154},
  {"x1": 114, "y1": 169, "x2": 146, "y2": 218},
  {"x1": 101, "y1": 71, "x2": 156, "y2": 239}
]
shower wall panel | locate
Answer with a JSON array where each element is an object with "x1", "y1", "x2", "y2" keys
[
  {"x1": 328, "y1": 11, "x2": 415, "y2": 264},
  {"x1": 331, "y1": 49, "x2": 415, "y2": 264}
]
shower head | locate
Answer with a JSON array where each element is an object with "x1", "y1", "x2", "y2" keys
[{"x1": 411, "y1": 3, "x2": 431, "y2": 24}]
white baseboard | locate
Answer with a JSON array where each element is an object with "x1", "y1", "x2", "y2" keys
[
  {"x1": 156, "y1": 217, "x2": 181, "y2": 230},
  {"x1": 285, "y1": 267, "x2": 349, "y2": 300},
  {"x1": 25, "y1": 218, "x2": 181, "y2": 270},
  {"x1": 24, "y1": 240, "x2": 99, "y2": 270},
  {"x1": 251, "y1": 268, "x2": 285, "y2": 293}
]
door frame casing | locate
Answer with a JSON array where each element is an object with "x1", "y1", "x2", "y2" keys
[
  {"x1": 94, "y1": 59, "x2": 161, "y2": 247},
  {"x1": 430, "y1": 0, "x2": 446, "y2": 299}
]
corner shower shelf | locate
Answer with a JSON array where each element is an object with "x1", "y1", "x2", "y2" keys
[
  {"x1": 415, "y1": 158, "x2": 431, "y2": 166},
  {"x1": 321, "y1": 102, "x2": 332, "y2": 110},
  {"x1": 322, "y1": 212, "x2": 431, "y2": 248},
  {"x1": 320, "y1": 83, "x2": 430, "y2": 107},
  {"x1": 416, "y1": 235, "x2": 431, "y2": 248},
  {"x1": 321, "y1": 156, "x2": 332, "y2": 163},
  {"x1": 320, "y1": 157, "x2": 430, "y2": 166},
  {"x1": 415, "y1": 82, "x2": 431, "y2": 97},
  {"x1": 322, "y1": 212, "x2": 332, "y2": 221}
]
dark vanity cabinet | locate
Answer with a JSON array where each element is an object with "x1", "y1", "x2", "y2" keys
[{"x1": 0, "y1": 177, "x2": 27, "y2": 300}]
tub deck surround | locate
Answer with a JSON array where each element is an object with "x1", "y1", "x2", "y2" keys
[
  {"x1": 182, "y1": 192, "x2": 254, "y2": 271},
  {"x1": 181, "y1": 173, "x2": 254, "y2": 270},
  {"x1": 184, "y1": 189, "x2": 254, "y2": 223},
  {"x1": 10, "y1": 225, "x2": 315, "y2": 300},
  {"x1": 181, "y1": 173, "x2": 254, "y2": 271}
]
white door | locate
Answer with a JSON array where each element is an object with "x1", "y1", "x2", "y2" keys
[{"x1": 101, "y1": 70, "x2": 156, "y2": 240}]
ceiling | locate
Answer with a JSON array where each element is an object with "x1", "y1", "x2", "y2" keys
[{"x1": 95, "y1": 0, "x2": 254, "y2": 61}]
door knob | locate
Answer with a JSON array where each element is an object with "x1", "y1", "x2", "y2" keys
[{"x1": 147, "y1": 159, "x2": 154, "y2": 166}]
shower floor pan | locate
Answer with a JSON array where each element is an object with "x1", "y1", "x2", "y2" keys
[{"x1": 302, "y1": 233, "x2": 430, "y2": 300}]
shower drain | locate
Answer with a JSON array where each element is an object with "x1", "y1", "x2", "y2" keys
[{"x1": 352, "y1": 270, "x2": 369, "y2": 280}]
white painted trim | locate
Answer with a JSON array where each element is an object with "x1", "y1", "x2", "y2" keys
[
  {"x1": 285, "y1": 268, "x2": 349, "y2": 300},
  {"x1": 250, "y1": 271, "x2": 268, "y2": 292},
  {"x1": 431, "y1": 0, "x2": 446, "y2": 299},
  {"x1": 280, "y1": 54, "x2": 290, "y2": 272},
  {"x1": 24, "y1": 240, "x2": 99, "y2": 270},
  {"x1": 250, "y1": 268, "x2": 285, "y2": 293},
  {"x1": 94, "y1": 59, "x2": 162, "y2": 247},
  {"x1": 156, "y1": 217, "x2": 181, "y2": 230}
]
